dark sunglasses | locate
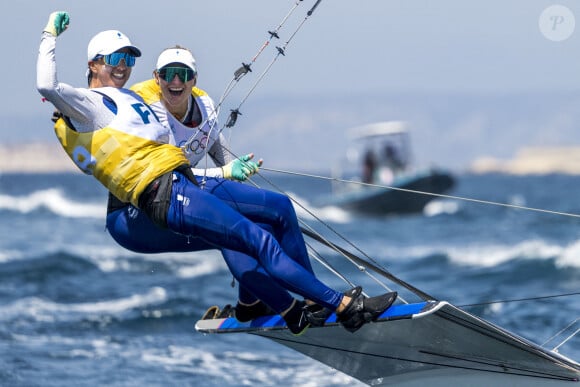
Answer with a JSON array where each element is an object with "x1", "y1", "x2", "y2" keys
[
  {"x1": 94, "y1": 52, "x2": 136, "y2": 67},
  {"x1": 158, "y1": 67, "x2": 196, "y2": 83}
]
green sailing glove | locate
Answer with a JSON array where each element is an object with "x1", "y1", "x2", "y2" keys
[
  {"x1": 44, "y1": 11, "x2": 70, "y2": 37},
  {"x1": 222, "y1": 153, "x2": 262, "y2": 181}
]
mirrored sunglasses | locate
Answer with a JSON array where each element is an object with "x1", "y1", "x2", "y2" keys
[
  {"x1": 95, "y1": 52, "x2": 136, "y2": 67},
  {"x1": 158, "y1": 67, "x2": 196, "y2": 83}
]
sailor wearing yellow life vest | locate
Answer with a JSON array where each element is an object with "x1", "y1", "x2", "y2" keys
[{"x1": 37, "y1": 11, "x2": 397, "y2": 335}]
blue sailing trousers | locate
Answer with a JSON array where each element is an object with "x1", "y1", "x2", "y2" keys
[{"x1": 106, "y1": 173, "x2": 343, "y2": 312}]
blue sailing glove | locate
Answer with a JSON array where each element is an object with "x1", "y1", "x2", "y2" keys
[
  {"x1": 44, "y1": 11, "x2": 70, "y2": 37},
  {"x1": 222, "y1": 153, "x2": 262, "y2": 181}
]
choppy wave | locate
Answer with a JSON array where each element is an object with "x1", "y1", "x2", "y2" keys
[
  {"x1": 2, "y1": 286, "x2": 167, "y2": 323},
  {"x1": 370, "y1": 238, "x2": 580, "y2": 269},
  {"x1": 139, "y1": 344, "x2": 360, "y2": 386},
  {"x1": 423, "y1": 199, "x2": 460, "y2": 216},
  {"x1": 0, "y1": 248, "x2": 26, "y2": 263},
  {"x1": 445, "y1": 239, "x2": 580, "y2": 268},
  {"x1": 0, "y1": 245, "x2": 228, "y2": 279},
  {"x1": 290, "y1": 192, "x2": 353, "y2": 224},
  {"x1": 61, "y1": 243, "x2": 227, "y2": 277},
  {"x1": 6, "y1": 333, "x2": 362, "y2": 386},
  {"x1": 0, "y1": 188, "x2": 104, "y2": 218}
]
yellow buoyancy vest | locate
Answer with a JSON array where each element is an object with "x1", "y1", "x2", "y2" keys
[
  {"x1": 130, "y1": 78, "x2": 208, "y2": 105},
  {"x1": 54, "y1": 87, "x2": 189, "y2": 207}
]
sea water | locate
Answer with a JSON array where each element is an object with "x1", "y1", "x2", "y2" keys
[{"x1": 0, "y1": 171, "x2": 578, "y2": 386}]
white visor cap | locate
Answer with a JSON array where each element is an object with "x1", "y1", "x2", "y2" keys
[
  {"x1": 87, "y1": 30, "x2": 141, "y2": 61},
  {"x1": 156, "y1": 48, "x2": 197, "y2": 72}
]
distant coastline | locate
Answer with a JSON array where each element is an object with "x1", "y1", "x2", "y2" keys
[
  {"x1": 470, "y1": 146, "x2": 580, "y2": 175},
  {"x1": 3, "y1": 142, "x2": 580, "y2": 175},
  {"x1": 0, "y1": 142, "x2": 79, "y2": 174}
]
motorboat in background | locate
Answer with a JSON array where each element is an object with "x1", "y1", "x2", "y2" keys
[{"x1": 319, "y1": 121, "x2": 455, "y2": 215}]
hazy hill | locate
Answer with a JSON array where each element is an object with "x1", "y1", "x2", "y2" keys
[{"x1": 229, "y1": 91, "x2": 580, "y2": 172}]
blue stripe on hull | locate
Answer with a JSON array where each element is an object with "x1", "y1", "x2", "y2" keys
[{"x1": 210, "y1": 301, "x2": 432, "y2": 332}]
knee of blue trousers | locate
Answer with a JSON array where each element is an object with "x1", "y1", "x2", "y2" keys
[
  {"x1": 264, "y1": 193, "x2": 313, "y2": 271},
  {"x1": 266, "y1": 192, "x2": 297, "y2": 220}
]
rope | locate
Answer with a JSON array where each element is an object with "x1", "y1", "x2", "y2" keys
[
  {"x1": 218, "y1": 0, "x2": 303, "y2": 121},
  {"x1": 552, "y1": 327, "x2": 580, "y2": 352},
  {"x1": 458, "y1": 291, "x2": 580, "y2": 308},
  {"x1": 542, "y1": 317, "x2": 579, "y2": 350},
  {"x1": 453, "y1": 292, "x2": 580, "y2": 351},
  {"x1": 227, "y1": 0, "x2": 324, "y2": 123},
  {"x1": 262, "y1": 167, "x2": 580, "y2": 219}
]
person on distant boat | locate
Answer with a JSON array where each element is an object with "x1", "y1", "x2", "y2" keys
[
  {"x1": 37, "y1": 11, "x2": 397, "y2": 335},
  {"x1": 383, "y1": 143, "x2": 406, "y2": 174},
  {"x1": 362, "y1": 149, "x2": 377, "y2": 184}
]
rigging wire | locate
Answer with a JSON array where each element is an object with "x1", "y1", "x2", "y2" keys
[
  {"x1": 181, "y1": 0, "x2": 320, "y2": 154},
  {"x1": 459, "y1": 291, "x2": 580, "y2": 308},
  {"x1": 180, "y1": 0, "x2": 318, "y2": 188},
  {"x1": 262, "y1": 167, "x2": 580, "y2": 218},
  {"x1": 542, "y1": 317, "x2": 579, "y2": 350},
  {"x1": 225, "y1": 0, "x2": 323, "y2": 126},
  {"x1": 180, "y1": 0, "x2": 303, "y2": 157},
  {"x1": 552, "y1": 327, "x2": 580, "y2": 352},
  {"x1": 304, "y1": 241, "x2": 356, "y2": 288},
  {"x1": 218, "y1": 1, "x2": 302, "y2": 127},
  {"x1": 306, "y1": 232, "x2": 401, "y2": 299},
  {"x1": 460, "y1": 292, "x2": 580, "y2": 351}
]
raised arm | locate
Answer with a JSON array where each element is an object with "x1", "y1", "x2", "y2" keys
[{"x1": 36, "y1": 12, "x2": 101, "y2": 130}]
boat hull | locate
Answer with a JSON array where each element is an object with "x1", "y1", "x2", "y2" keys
[
  {"x1": 196, "y1": 301, "x2": 580, "y2": 386},
  {"x1": 257, "y1": 302, "x2": 580, "y2": 386},
  {"x1": 327, "y1": 170, "x2": 455, "y2": 215}
]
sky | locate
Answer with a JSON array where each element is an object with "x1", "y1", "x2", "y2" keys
[{"x1": 3, "y1": 0, "x2": 580, "y2": 170}]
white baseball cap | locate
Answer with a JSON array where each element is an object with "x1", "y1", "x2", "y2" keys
[
  {"x1": 87, "y1": 30, "x2": 141, "y2": 61},
  {"x1": 156, "y1": 48, "x2": 196, "y2": 72}
]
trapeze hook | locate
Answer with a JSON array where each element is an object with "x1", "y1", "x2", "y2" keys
[
  {"x1": 226, "y1": 109, "x2": 242, "y2": 128},
  {"x1": 234, "y1": 63, "x2": 252, "y2": 81}
]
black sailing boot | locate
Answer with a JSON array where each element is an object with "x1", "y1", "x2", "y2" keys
[
  {"x1": 283, "y1": 299, "x2": 310, "y2": 336},
  {"x1": 303, "y1": 303, "x2": 334, "y2": 327},
  {"x1": 336, "y1": 287, "x2": 398, "y2": 333},
  {"x1": 235, "y1": 300, "x2": 276, "y2": 322}
]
